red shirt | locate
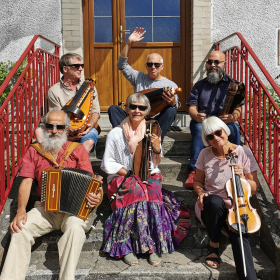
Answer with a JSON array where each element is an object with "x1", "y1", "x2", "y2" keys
[{"x1": 19, "y1": 141, "x2": 93, "y2": 196}]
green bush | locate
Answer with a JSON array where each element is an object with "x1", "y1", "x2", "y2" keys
[{"x1": 0, "y1": 58, "x2": 27, "y2": 105}]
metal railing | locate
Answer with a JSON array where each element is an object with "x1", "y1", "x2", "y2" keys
[
  {"x1": 214, "y1": 32, "x2": 280, "y2": 209},
  {"x1": 0, "y1": 35, "x2": 60, "y2": 213}
]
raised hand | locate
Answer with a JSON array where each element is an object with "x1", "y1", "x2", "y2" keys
[{"x1": 127, "y1": 27, "x2": 146, "y2": 44}]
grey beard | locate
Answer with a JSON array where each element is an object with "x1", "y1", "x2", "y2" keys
[
  {"x1": 41, "y1": 131, "x2": 68, "y2": 153},
  {"x1": 206, "y1": 66, "x2": 225, "y2": 84}
]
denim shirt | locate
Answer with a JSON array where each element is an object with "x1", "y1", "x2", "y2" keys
[{"x1": 186, "y1": 75, "x2": 243, "y2": 117}]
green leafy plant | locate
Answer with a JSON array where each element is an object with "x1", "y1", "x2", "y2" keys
[{"x1": 0, "y1": 58, "x2": 28, "y2": 105}]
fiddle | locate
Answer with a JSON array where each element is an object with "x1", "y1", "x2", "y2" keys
[
  {"x1": 225, "y1": 148, "x2": 261, "y2": 277},
  {"x1": 225, "y1": 148, "x2": 261, "y2": 234}
]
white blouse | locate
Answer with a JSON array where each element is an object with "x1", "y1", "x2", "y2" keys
[{"x1": 101, "y1": 127, "x2": 161, "y2": 183}]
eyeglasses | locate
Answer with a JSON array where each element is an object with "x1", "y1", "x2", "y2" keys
[
  {"x1": 146, "y1": 62, "x2": 162, "y2": 68},
  {"x1": 205, "y1": 129, "x2": 223, "y2": 141},
  {"x1": 66, "y1": 64, "x2": 84, "y2": 69},
  {"x1": 46, "y1": 123, "x2": 66, "y2": 131},
  {"x1": 129, "y1": 104, "x2": 147, "y2": 111},
  {"x1": 206, "y1": 60, "x2": 224, "y2": 66}
]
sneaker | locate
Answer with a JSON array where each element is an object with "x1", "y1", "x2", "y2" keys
[{"x1": 184, "y1": 171, "x2": 195, "y2": 189}]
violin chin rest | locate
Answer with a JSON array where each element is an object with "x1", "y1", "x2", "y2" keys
[{"x1": 230, "y1": 223, "x2": 246, "y2": 233}]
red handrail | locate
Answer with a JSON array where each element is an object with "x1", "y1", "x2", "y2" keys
[
  {"x1": 214, "y1": 32, "x2": 280, "y2": 209},
  {"x1": 0, "y1": 35, "x2": 60, "y2": 213}
]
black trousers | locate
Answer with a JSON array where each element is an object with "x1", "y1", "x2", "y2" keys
[
  {"x1": 201, "y1": 194, "x2": 257, "y2": 280},
  {"x1": 108, "y1": 105, "x2": 177, "y2": 142}
]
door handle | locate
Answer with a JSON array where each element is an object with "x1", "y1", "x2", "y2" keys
[{"x1": 120, "y1": 25, "x2": 130, "y2": 43}]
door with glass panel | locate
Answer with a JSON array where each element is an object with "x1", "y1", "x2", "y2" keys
[{"x1": 83, "y1": 0, "x2": 190, "y2": 111}]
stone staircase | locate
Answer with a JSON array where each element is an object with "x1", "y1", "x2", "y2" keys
[{"x1": 0, "y1": 113, "x2": 276, "y2": 279}]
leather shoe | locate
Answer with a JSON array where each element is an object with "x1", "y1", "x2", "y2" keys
[{"x1": 184, "y1": 171, "x2": 195, "y2": 189}]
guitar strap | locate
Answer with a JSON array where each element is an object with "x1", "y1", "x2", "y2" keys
[{"x1": 31, "y1": 142, "x2": 82, "y2": 166}]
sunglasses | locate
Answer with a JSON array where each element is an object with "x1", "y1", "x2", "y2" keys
[
  {"x1": 206, "y1": 60, "x2": 224, "y2": 66},
  {"x1": 146, "y1": 62, "x2": 162, "y2": 68},
  {"x1": 129, "y1": 104, "x2": 147, "y2": 111},
  {"x1": 205, "y1": 129, "x2": 223, "y2": 141},
  {"x1": 66, "y1": 64, "x2": 84, "y2": 69},
  {"x1": 46, "y1": 123, "x2": 66, "y2": 131}
]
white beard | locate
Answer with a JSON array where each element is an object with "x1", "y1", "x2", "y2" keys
[{"x1": 40, "y1": 131, "x2": 68, "y2": 153}]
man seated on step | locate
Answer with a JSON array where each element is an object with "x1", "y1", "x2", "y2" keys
[
  {"x1": 185, "y1": 51, "x2": 243, "y2": 189},
  {"x1": 0, "y1": 110, "x2": 102, "y2": 280},
  {"x1": 35, "y1": 53, "x2": 100, "y2": 153},
  {"x1": 108, "y1": 27, "x2": 180, "y2": 142}
]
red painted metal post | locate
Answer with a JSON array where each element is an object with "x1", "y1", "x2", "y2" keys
[
  {"x1": 0, "y1": 35, "x2": 60, "y2": 213},
  {"x1": 213, "y1": 32, "x2": 280, "y2": 209}
]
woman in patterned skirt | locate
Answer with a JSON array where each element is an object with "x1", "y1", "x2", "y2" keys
[{"x1": 101, "y1": 93, "x2": 190, "y2": 266}]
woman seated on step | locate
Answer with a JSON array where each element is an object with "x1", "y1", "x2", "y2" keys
[
  {"x1": 193, "y1": 116, "x2": 259, "y2": 280},
  {"x1": 101, "y1": 93, "x2": 190, "y2": 266}
]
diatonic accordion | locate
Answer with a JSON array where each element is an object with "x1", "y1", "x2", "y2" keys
[{"x1": 41, "y1": 166, "x2": 102, "y2": 220}]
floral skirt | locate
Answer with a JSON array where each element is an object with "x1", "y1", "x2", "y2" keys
[{"x1": 103, "y1": 173, "x2": 191, "y2": 258}]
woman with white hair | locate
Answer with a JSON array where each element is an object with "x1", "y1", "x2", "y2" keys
[
  {"x1": 193, "y1": 116, "x2": 258, "y2": 280},
  {"x1": 101, "y1": 93, "x2": 190, "y2": 266}
]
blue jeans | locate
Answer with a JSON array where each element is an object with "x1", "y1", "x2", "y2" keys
[
  {"x1": 108, "y1": 105, "x2": 176, "y2": 142},
  {"x1": 79, "y1": 127, "x2": 98, "y2": 153},
  {"x1": 189, "y1": 120, "x2": 240, "y2": 171}
]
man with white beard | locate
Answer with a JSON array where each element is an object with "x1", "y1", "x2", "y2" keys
[
  {"x1": 185, "y1": 51, "x2": 243, "y2": 189},
  {"x1": 0, "y1": 110, "x2": 102, "y2": 280}
]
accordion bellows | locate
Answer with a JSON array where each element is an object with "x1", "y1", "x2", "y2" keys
[{"x1": 41, "y1": 166, "x2": 102, "y2": 220}]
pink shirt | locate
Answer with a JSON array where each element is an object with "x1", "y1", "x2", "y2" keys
[
  {"x1": 194, "y1": 145, "x2": 259, "y2": 225},
  {"x1": 19, "y1": 141, "x2": 93, "y2": 196}
]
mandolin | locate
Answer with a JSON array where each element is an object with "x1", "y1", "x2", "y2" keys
[{"x1": 62, "y1": 78, "x2": 101, "y2": 135}]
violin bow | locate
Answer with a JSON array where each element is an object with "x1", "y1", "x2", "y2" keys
[{"x1": 227, "y1": 148, "x2": 247, "y2": 277}]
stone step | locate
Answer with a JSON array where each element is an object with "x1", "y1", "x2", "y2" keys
[
  {"x1": 0, "y1": 180, "x2": 274, "y2": 279},
  {"x1": 93, "y1": 127, "x2": 192, "y2": 159},
  {"x1": 20, "y1": 189, "x2": 259, "y2": 254},
  {"x1": 91, "y1": 156, "x2": 190, "y2": 187},
  {"x1": 98, "y1": 112, "x2": 192, "y2": 129},
  {"x1": 23, "y1": 245, "x2": 275, "y2": 279}
]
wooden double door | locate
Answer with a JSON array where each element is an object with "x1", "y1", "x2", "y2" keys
[{"x1": 83, "y1": 0, "x2": 191, "y2": 112}]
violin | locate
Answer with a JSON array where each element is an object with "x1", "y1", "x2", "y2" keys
[
  {"x1": 225, "y1": 148, "x2": 261, "y2": 277},
  {"x1": 225, "y1": 148, "x2": 261, "y2": 234}
]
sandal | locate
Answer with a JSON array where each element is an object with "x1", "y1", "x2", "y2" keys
[
  {"x1": 206, "y1": 245, "x2": 220, "y2": 269},
  {"x1": 149, "y1": 253, "x2": 162, "y2": 266},
  {"x1": 124, "y1": 253, "x2": 138, "y2": 266}
]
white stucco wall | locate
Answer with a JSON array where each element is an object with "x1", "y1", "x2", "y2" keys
[
  {"x1": 212, "y1": 0, "x2": 280, "y2": 85},
  {"x1": 0, "y1": 0, "x2": 62, "y2": 63}
]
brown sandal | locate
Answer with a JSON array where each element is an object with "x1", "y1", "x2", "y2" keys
[{"x1": 206, "y1": 245, "x2": 220, "y2": 269}]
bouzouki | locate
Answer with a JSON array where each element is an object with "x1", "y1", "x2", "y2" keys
[
  {"x1": 121, "y1": 87, "x2": 182, "y2": 119},
  {"x1": 62, "y1": 78, "x2": 101, "y2": 135},
  {"x1": 219, "y1": 74, "x2": 245, "y2": 116}
]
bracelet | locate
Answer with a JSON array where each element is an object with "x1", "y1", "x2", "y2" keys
[
  {"x1": 198, "y1": 191, "x2": 206, "y2": 196},
  {"x1": 153, "y1": 149, "x2": 161, "y2": 154}
]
